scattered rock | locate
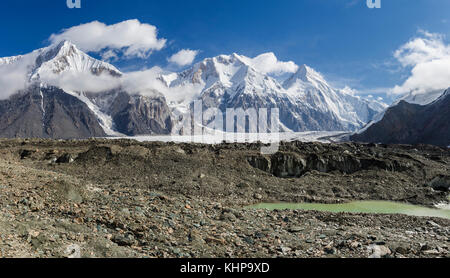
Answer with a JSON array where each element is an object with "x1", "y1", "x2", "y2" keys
[
  {"x1": 64, "y1": 244, "x2": 81, "y2": 258},
  {"x1": 428, "y1": 175, "x2": 450, "y2": 191},
  {"x1": 236, "y1": 182, "x2": 250, "y2": 189},
  {"x1": 288, "y1": 226, "x2": 304, "y2": 233},
  {"x1": 368, "y1": 244, "x2": 391, "y2": 258},
  {"x1": 112, "y1": 234, "x2": 135, "y2": 247},
  {"x1": 56, "y1": 153, "x2": 76, "y2": 164},
  {"x1": 19, "y1": 149, "x2": 35, "y2": 159},
  {"x1": 253, "y1": 193, "x2": 263, "y2": 200}
]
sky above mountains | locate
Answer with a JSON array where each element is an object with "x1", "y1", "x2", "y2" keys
[{"x1": 0, "y1": 0, "x2": 449, "y2": 104}]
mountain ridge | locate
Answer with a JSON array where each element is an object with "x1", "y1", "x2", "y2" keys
[
  {"x1": 1, "y1": 41, "x2": 388, "y2": 138},
  {"x1": 162, "y1": 53, "x2": 387, "y2": 132},
  {"x1": 351, "y1": 88, "x2": 450, "y2": 147}
]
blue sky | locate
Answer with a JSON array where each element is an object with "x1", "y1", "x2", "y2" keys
[{"x1": 1, "y1": 0, "x2": 449, "y2": 103}]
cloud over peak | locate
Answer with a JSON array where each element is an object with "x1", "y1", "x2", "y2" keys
[
  {"x1": 242, "y1": 52, "x2": 299, "y2": 76},
  {"x1": 168, "y1": 49, "x2": 199, "y2": 66},
  {"x1": 391, "y1": 30, "x2": 450, "y2": 95},
  {"x1": 49, "y1": 19, "x2": 167, "y2": 59}
]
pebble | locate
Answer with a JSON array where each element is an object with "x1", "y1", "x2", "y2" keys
[{"x1": 368, "y1": 244, "x2": 391, "y2": 258}]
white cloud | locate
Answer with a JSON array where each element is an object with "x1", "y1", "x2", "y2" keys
[
  {"x1": 0, "y1": 53, "x2": 196, "y2": 102},
  {"x1": 0, "y1": 66, "x2": 29, "y2": 100},
  {"x1": 391, "y1": 31, "x2": 450, "y2": 95},
  {"x1": 340, "y1": 86, "x2": 358, "y2": 96},
  {"x1": 49, "y1": 19, "x2": 166, "y2": 59},
  {"x1": 121, "y1": 67, "x2": 203, "y2": 105},
  {"x1": 100, "y1": 49, "x2": 119, "y2": 62},
  {"x1": 0, "y1": 54, "x2": 39, "y2": 100},
  {"x1": 121, "y1": 67, "x2": 166, "y2": 94},
  {"x1": 168, "y1": 49, "x2": 199, "y2": 66},
  {"x1": 39, "y1": 65, "x2": 202, "y2": 106},
  {"x1": 38, "y1": 65, "x2": 164, "y2": 96},
  {"x1": 40, "y1": 71, "x2": 121, "y2": 93},
  {"x1": 242, "y1": 52, "x2": 299, "y2": 76}
]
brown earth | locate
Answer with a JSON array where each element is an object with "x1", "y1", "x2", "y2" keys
[{"x1": 0, "y1": 139, "x2": 448, "y2": 258}]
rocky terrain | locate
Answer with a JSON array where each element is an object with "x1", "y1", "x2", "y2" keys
[{"x1": 0, "y1": 139, "x2": 448, "y2": 258}]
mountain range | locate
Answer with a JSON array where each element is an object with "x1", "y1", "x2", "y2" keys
[
  {"x1": 4, "y1": 40, "x2": 441, "y2": 143},
  {"x1": 162, "y1": 53, "x2": 387, "y2": 133}
]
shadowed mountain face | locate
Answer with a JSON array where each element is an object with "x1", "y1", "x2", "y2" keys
[
  {"x1": 98, "y1": 91, "x2": 173, "y2": 136},
  {"x1": 0, "y1": 85, "x2": 106, "y2": 139},
  {"x1": 0, "y1": 86, "x2": 174, "y2": 139},
  {"x1": 351, "y1": 90, "x2": 450, "y2": 147}
]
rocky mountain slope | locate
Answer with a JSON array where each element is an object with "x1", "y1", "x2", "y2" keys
[
  {"x1": 0, "y1": 85, "x2": 106, "y2": 139},
  {"x1": 352, "y1": 89, "x2": 450, "y2": 147},
  {"x1": 88, "y1": 90, "x2": 173, "y2": 136}
]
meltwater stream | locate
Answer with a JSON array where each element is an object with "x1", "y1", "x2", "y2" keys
[{"x1": 247, "y1": 201, "x2": 450, "y2": 220}]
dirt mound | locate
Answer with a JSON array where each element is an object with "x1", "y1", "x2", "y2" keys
[{"x1": 76, "y1": 146, "x2": 114, "y2": 163}]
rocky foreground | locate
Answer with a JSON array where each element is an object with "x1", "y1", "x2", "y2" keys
[{"x1": 0, "y1": 139, "x2": 448, "y2": 258}]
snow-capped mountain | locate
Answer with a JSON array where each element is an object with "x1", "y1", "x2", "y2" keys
[
  {"x1": 352, "y1": 88, "x2": 450, "y2": 147},
  {"x1": 0, "y1": 41, "x2": 172, "y2": 138},
  {"x1": 355, "y1": 88, "x2": 448, "y2": 136},
  {"x1": 31, "y1": 40, "x2": 122, "y2": 81},
  {"x1": 0, "y1": 41, "x2": 387, "y2": 139},
  {"x1": 283, "y1": 64, "x2": 387, "y2": 129},
  {"x1": 0, "y1": 40, "x2": 121, "y2": 81},
  {"x1": 394, "y1": 89, "x2": 445, "y2": 106},
  {"x1": 163, "y1": 54, "x2": 387, "y2": 132}
]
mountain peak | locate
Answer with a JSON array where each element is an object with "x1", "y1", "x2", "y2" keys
[
  {"x1": 283, "y1": 64, "x2": 327, "y2": 89},
  {"x1": 30, "y1": 40, "x2": 121, "y2": 80},
  {"x1": 210, "y1": 53, "x2": 249, "y2": 68},
  {"x1": 53, "y1": 40, "x2": 78, "y2": 54},
  {"x1": 34, "y1": 40, "x2": 79, "y2": 68},
  {"x1": 295, "y1": 64, "x2": 323, "y2": 81},
  {"x1": 171, "y1": 53, "x2": 256, "y2": 89}
]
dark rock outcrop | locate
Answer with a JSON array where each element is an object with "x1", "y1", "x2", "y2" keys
[
  {"x1": 90, "y1": 91, "x2": 173, "y2": 136},
  {"x1": 428, "y1": 175, "x2": 450, "y2": 192},
  {"x1": 247, "y1": 151, "x2": 409, "y2": 178},
  {"x1": 351, "y1": 89, "x2": 450, "y2": 147}
]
